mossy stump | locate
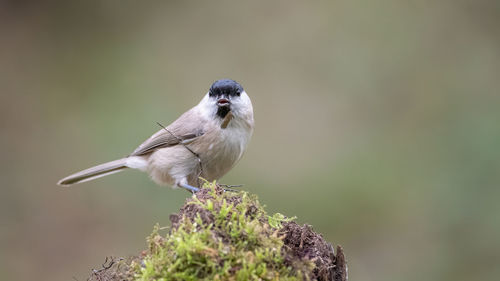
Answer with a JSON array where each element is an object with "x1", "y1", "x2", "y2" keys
[{"x1": 89, "y1": 182, "x2": 347, "y2": 281}]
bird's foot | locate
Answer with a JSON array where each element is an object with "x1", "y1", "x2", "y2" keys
[{"x1": 179, "y1": 183, "x2": 200, "y2": 193}]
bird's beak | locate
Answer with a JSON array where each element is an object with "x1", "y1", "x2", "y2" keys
[{"x1": 217, "y1": 98, "x2": 230, "y2": 107}]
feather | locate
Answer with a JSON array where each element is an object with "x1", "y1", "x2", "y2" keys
[
  {"x1": 58, "y1": 158, "x2": 128, "y2": 186},
  {"x1": 131, "y1": 107, "x2": 206, "y2": 156}
]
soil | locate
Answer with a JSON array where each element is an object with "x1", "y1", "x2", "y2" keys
[{"x1": 280, "y1": 222, "x2": 347, "y2": 281}]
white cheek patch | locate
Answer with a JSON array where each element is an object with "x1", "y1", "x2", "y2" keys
[{"x1": 198, "y1": 93, "x2": 217, "y2": 120}]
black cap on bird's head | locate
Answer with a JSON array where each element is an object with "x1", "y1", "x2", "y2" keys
[{"x1": 209, "y1": 79, "x2": 243, "y2": 98}]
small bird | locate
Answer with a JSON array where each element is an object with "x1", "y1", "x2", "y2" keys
[{"x1": 58, "y1": 79, "x2": 254, "y2": 192}]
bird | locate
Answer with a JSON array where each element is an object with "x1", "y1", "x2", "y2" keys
[{"x1": 58, "y1": 79, "x2": 254, "y2": 193}]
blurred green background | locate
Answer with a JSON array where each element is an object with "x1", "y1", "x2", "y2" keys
[{"x1": 1, "y1": 1, "x2": 499, "y2": 280}]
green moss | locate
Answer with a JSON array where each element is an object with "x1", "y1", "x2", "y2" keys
[
  {"x1": 131, "y1": 181, "x2": 311, "y2": 281},
  {"x1": 88, "y1": 181, "x2": 346, "y2": 281}
]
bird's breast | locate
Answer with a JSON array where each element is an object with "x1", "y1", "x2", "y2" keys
[{"x1": 193, "y1": 120, "x2": 252, "y2": 180}]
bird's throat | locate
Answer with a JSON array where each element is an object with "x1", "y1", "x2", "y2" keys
[{"x1": 216, "y1": 106, "x2": 231, "y2": 119}]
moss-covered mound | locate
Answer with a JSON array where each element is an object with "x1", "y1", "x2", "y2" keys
[{"x1": 89, "y1": 182, "x2": 347, "y2": 281}]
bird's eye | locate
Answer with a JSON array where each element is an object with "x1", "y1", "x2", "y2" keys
[{"x1": 236, "y1": 91, "x2": 241, "y2": 97}]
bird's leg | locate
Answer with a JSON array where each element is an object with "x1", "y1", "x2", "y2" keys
[
  {"x1": 196, "y1": 157, "x2": 203, "y2": 187},
  {"x1": 179, "y1": 183, "x2": 200, "y2": 193}
]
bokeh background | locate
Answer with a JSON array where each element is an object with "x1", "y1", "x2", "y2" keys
[{"x1": 1, "y1": 1, "x2": 499, "y2": 280}]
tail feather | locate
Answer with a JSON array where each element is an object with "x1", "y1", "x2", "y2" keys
[{"x1": 58, "y1": 158, "x2": 128, "y2": 186}]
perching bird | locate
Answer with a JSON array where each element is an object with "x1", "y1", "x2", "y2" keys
[{"x1": 58, "y1": 79, "x2": 254, "y2": 193}]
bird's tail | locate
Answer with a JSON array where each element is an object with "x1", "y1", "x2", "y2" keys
[{"x1": 58, "y1": 158, "x2": 130, "y2": 186}]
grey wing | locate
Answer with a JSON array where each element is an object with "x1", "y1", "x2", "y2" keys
[
  {"x1": 130, "y1": 129, "x2": 202, "y2": 156},
  {"x1": 130, "y1": 108, "x2": 206, "y2": 156}
]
